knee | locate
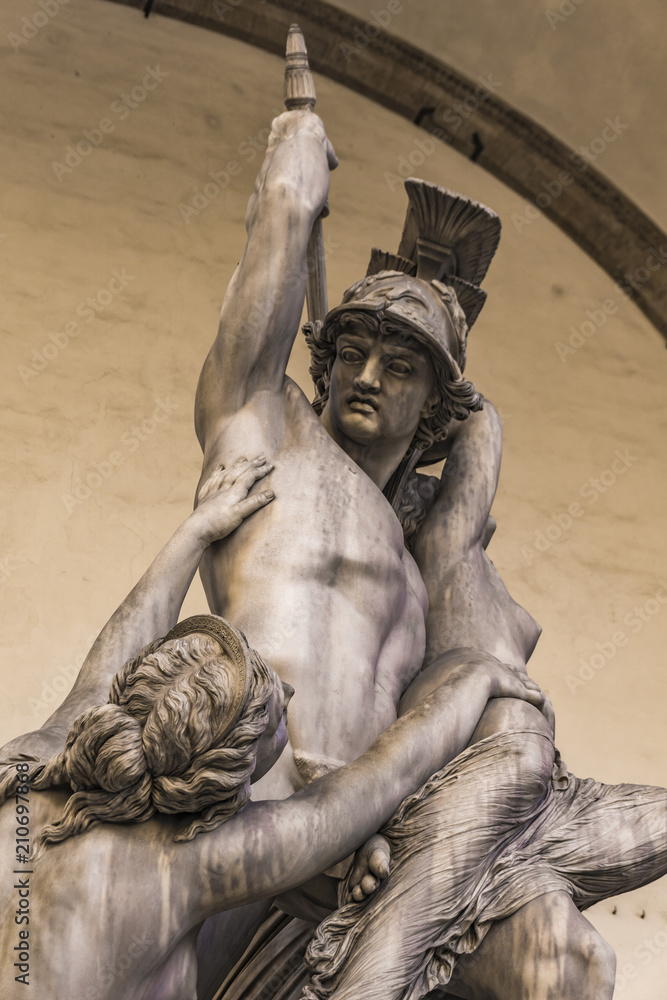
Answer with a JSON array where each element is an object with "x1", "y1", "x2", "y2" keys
[
  {"x1": 583, "y1": 932, "x2": 616, "y2": 995},
  {"x1": 564, "y1": 924, "x2": 616, "y2": 997},
  {"x1": 505, "y1": 732, "x2": 554, "y2": 801},
  {"x1": 540, "y1": 895, "x2": 617, "y2": 997}
]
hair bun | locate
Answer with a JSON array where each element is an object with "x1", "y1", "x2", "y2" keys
[{"x1": 64, "y1": 704, "x2": 148, "y2": 793}]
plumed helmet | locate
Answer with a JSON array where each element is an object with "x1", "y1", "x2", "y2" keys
[{"x1": 321, "y1": 178, "x2": 501, "y2": 375}]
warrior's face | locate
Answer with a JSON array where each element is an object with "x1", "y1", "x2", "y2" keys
[{"x1": 326, "y1": 317, "x2": 436, "y2": 452}]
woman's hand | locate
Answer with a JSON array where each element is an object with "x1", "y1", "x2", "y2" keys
[
  {"x1": 400, "y1": 648, "x2": 551, "y2": 727},
  {"x1": 482, "y1": 654, "x2": 551, "y2": 721},
  {"x1": 191, "y1": 456, "x2": 275, "y2": 547}
]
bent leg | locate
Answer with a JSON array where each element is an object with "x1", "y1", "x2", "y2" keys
[
  {"x1": 448, "y1": 772, "x2": 667, "y2": 999},
  {"x1": 447, "y1": 892, "x2": 616, "y2": 1000},
  {"x1": 304, "y1": 731, "x2": 556, "y2": 1000}
]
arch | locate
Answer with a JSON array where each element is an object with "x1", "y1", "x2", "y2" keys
[{"x1": 110, "y1": 0, "x2": 667, "y2": 341}]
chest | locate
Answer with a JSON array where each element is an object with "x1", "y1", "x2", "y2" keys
[{"x1": 208, "y1": 385, "x2": 410, "y2": 585}]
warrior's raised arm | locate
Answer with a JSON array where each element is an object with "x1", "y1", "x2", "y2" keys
[{"x1": 195, "y1": 111, "x2": 336, "y2": 457}]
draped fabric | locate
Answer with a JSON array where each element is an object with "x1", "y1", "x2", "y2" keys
[{"x1": 302, "y1": 730, "x2": 667, "y2": 1000}]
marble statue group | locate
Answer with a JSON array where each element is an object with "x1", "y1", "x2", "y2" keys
[{"x1": 1, "y1": 26, "x2": 665, "y2": 1000}]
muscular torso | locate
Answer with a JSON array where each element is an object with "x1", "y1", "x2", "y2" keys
[{"x1": 200, "y1": 379, "x2": 427, "y2": 793}]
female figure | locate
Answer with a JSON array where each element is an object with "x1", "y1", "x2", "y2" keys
[{"x1": 0, "y1": 457, "x2": 542, "y2": 1000}]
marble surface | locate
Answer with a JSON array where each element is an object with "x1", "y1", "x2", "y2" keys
[{"x1": 0, "y1": 1, "x2": 665, "y2": 995}]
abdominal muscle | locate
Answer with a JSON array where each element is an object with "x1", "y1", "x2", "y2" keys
[{"x1": 199, "y1": 385, "x2": 428, "y2": 795}]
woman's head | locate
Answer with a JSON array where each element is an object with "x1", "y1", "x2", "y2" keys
[{"x1": 25, "y1": 616, "x2": 290, "y2": 854}]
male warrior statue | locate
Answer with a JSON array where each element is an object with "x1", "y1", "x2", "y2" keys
[{"x1": 195, "y1": 76, "x2": 667, "y2": 1000}]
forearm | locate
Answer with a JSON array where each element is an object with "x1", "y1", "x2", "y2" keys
[
  {"x1": 196, "y1": 117, "x2": 331, "y2": 443},
  {"x1": 314, "y1": 662, "x2": 494, "y2": 829},
  {"x1": 226, "y1": 664, "x2": 494, "y2": 905},
  {"x1": 398, "y1": 646, "x2": 489, "y2": 715},
  {"x1": 416, "y1": 402, "x2": 502, "y2": 574}
]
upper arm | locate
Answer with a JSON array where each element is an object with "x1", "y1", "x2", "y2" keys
[
  {"x1": 194, "y1": 196, "x2": 309, "y2": 451},
  {"x1": 0, "y1": 725, "x2": 67, "y2": 765},
  {"x1": 413, "y1": 402, "x2": 540, "y2": 667},
  {"x1": 414, "y1": 401, "x2": 502, "y2": 577}
]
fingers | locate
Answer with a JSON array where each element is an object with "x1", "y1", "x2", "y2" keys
[
  {"x1": 197, "y1": 465, "x2": 229, "y2": 503},
  {"x1": 235, "y1": 490, "x2": 275, "y2": 518},
  {"x1": 325, "y1": 136, "x2": 339, "y2": 170},
  {"x1": 367, "y1": 837, "x2": 391, "y2": 880},
  {"x1": 514, "y1": 674, "x2": 549, "y2": 714},
  {"x1": 494, "y1": 662, "x2": 549, "y2": 712},
  {"x1": 198, "y1": 456, "x2": 272, "y2": 503},
  {"x1": 269, "y1": 111, "x2": 337, "y2": 169},
  {"x1": 233, "y1": 458, "x2": 274, "y2": 494},
  {"x1": 222, "y1": 455, "x2": 270, "y2": 486}
]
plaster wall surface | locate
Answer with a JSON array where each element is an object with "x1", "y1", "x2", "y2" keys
[
  {"x1": 332, "y1": 0, "x2": 667, "y2": 229},
  {"x1": 0, "y1": 1, "x2": 665, "y2": 995}
]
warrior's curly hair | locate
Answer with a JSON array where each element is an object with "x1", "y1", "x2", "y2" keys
[{"x1": 0, "y1": 633, "x2": 278, "y2": 857}]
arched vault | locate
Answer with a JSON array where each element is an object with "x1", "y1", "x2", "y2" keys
[{"x1": 112, "y1": 0, "x2": 667, "y2": 342}]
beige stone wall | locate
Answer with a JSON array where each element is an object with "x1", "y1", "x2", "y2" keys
[
  {"x1": 332, "y1": 0, "x2": 667, "y2": 229},
  {"x1": 0, "y1": 1, "x2": 665, "y2": 994}
]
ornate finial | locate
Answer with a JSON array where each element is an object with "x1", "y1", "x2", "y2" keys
[{"x1": 284, "y1": 23, "x2": 317, "y2": 110}]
